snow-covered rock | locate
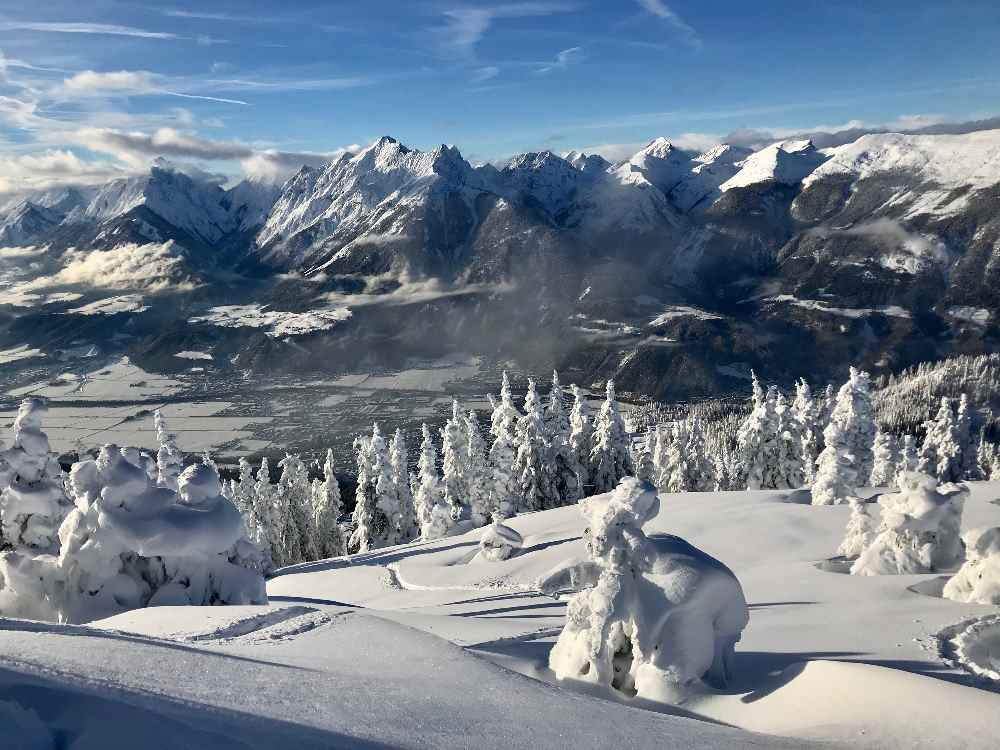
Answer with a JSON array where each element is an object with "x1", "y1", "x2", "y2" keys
[
  {"x1": 546, "y1": 477, "x2": 749, "y2": 701},
  {"x1": 478, "y1": 520, "x2": 523, "y2": 561},
  {"x1": 943, "y1": 527, "x2": 1000, "y2": 604},
  {"x1": 851, "y1": 472, "x2": 967, "y2": 575}
]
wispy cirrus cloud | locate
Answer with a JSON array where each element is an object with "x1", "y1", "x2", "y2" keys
[
  {"x1": 432, "y1": 2, "x2": 578, "y2": 59},
  {"x1": 55, "y1": 70, "x2": 249, "y2": 105},
  {"x1": 537, "y1": 46, "x2": 583, "y2": 73},
  {"x1": 635, "y1": 0, "x2": 702, "y2": 49},
  {"x1": 0, "y1": 20, "x2": 226, "y2": 44}
]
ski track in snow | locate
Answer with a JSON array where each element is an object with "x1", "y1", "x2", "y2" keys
[{"x1": 180, "y1": 606, "x2": 337, "y2": 645}]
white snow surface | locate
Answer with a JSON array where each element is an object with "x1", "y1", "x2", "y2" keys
[
  {"x1": 804, "y1": 129, "x2": 1000, "y2": 191},
  {"x1": 67, "y1": 295, "x2": 149, "y2": 316},
  {"x1": 190, "y1": 304, "x2": 352, "y2": 338},
  {"x1": 721, "y1": 140, "x2": 827, "y2": 191},
  {"x1": 4, "y1": 481, "x2": 1000, "y2": 747},
  {"x1": 174, "y1": 350, "x2": 213, "y2": 361},
  {"x1": 0, "y1": 345, "x2": 46, "y2": 365}
]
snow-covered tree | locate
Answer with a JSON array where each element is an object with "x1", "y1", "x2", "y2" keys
[
  {"x1": 811, "y1": 368, "x2": 875, "y2": 504},
  {"x1": 277, "y1": 454, "x2": 318, "y2": 565},
  {"x1": 735, "y1": 374, "x2": 778, "y2": 490},
  {"x1": 898, "y1": 434, "x2": 918, "y2": 481},
  {"x1": 253, "y1": 457, "x2": 278, "y2": 562},
  {"x1": 664, "y1": 421, "x2": 692, "y2": 493},
  {"x1": 837, "y1": 500, "x2": 879, "y2": 558},
  {"x1": 943, "y1": 527, "x2": 1000, "y2": 605},
  {"x1": 868, "y1": 431, "x2": 900, "y2": 487},
  {"x1": 351, "y1": 424, "x2": 399, "y2": 552},
  {"x1": 0, "y1": 399, "x2": 72, "y2": 552},
  {"x1": 464, "y1": 412, "x2": 492, "y2": 527},
  {"x1": 514, "y1": 379, "x2": 556, "y2": 511},
  {"x1": 774, "y1": 392, "x2": 807, "y2": 489},
  {"x1": 545, "y1": 371, "x2": 582, "y2": 505},
  {"x1": 153, "y1": 409, "x2": 184, "y2": 491},
  {"x1": 811, "y1": 420, "x2": 857, "y2": 506},
  {"x1": 918, "y1": 397, "x2": 963, "y2": 482},
  {"x1": 0, "y1": 448, "x2": 265, "y2": 623},
  {"x1": 589, "y1": 380, "x2": 633, "y2": 493},
  {"x1": 651, "y1": 424, "x2": 671, "y2": 491},
  {"x1": 391, "y1": 429, "x2": 418, "y2": 541},
  {"x1": 544, "y1": 477, "x2": 749, "y2": 700},
  {"x1": 635, "y1": 428, "x2": 656, "y2": 484},
  {"x1": 312, "y1": 449, "x2": 345, "y2": 558},
  {"x1": 413, "y1": 424, "x2": 452, "y2": 541},
  {"x1": 792, "y1": 379, "x2": 820, "y2": 481},
  {"x1": 441, "y1": 400, "x2": 470, "y2": 519},
  {"x1": 487, "y1": 411, "x2": 519, "y2": 521},
  {"x1": 851, "y1": 472, "x2": 967, "y2": 575},
  {"x1": 568, "y1": 385, "x2": 593, "y2": 490},
  {"x1": 956, "y1": 393, "x2": 977, "y2": 479}
]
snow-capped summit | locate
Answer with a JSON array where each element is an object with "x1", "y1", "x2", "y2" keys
[
  {"x1": 69, "y1": 163, "x2": 235, "y2": 244},
  {"x1": 668, "y1": 143, "x2": 752, "y2": 211},
  {"x1": 254, "y1": 136, "x2": 483, "y2": 266},
  {"x1": 720, "y1": 139, "x2": 827, "y2": 191},
  {"x1": 500, "y1": 151, "x2": 590, "y2": 215},
  {"x1": 614, "y1": 138, "x2": 692, "y2": 195},
  {"x1": 0, "y1": 200, "x2": 63, "y2": 246},
  {"x1": 563, "y1": 150, "x2": 611, "y2": 174},
  {"x1": 802, "y1": 129, "x2": 1000, "y2": 191}
]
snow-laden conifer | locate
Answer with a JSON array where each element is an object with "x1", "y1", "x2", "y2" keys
[
  {"x1": 869, "y1": 431, "x2": 900, "y2": 487},
  {"x1": 391, "y1": 429, "x2": 418, "y2": 541},
  {"x1": 441, "y1": 399, "x2": 470, "y2": 519},
  {"x1": 514, "y1": 379, "x2": 556, "y2": 511},
  {"x1": 568, "y1": 384, "x2": 593, "y2": 490},
  {"x1": 312, "y1": 448, "x2": 345, "y2": 557},
  {"x1": 589, "y1": 380, "x2": 633, "y2": 493},
  {"x1": 546, "y1": 371, "x2": 582, "y2": 505},
  {"x1": 153, "y1": 409, "x2": 184, "y2": 491},
  {"x1": 464, "y1": 412, "x2": 492, "y2": 527},
  {"x1": 414, "y1": 424, "x2": 452, "y2": 540}
]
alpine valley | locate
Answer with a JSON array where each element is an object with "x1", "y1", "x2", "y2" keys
[{"x1": 3, "y1": 127, "x2": 1000, "y2": 417}]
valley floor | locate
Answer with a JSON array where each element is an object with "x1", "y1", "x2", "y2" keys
[{"x1": 5, "y1": 484, "x2": 1000, "y2": 749}]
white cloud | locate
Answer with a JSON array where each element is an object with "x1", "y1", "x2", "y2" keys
[
  {"x1": 434, "y1": 3, "x2": 578, "y2": 58},
  {"x1": 21, "y1": 242, "x2": 198, "y2": 293},
  {"x1": 0, "y1": 21, "x2": 180, "y2": 39},
  {"x1": 0, "y1": 21, "x2": 226, "y2": 44},
  {"x1": 537, "y1": 46, "x2": 583, "y2": 73},
  {"x1": 56, "y1": 70, "x2": 249, "y2": 105},
  {"x1": 0, "y1": 149, "x2": 129, "y2": 193},
  {"x1": 472, "y1": 66, "x2": 501, "y2": 83},
  {"x1": 240, "y1": 147, "x2": 358, "y2": 183},
  {"x1": 320, "y1": 272, "x2": 515, "y2": 308},
  {"x1": 635, "y1": 1, "x2": 701, "y2": 48}
]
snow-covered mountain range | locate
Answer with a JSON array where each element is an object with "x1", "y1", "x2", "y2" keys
[{"x1": 3, "y1": 128, "x2": 1000, "y2": 397}]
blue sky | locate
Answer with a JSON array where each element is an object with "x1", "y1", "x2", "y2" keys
[{"x1": 1, "y1": 0, "x2": 998, "y2": 190}]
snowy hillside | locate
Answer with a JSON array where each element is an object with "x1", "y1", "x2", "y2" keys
[{"x1": 5, "y1": 482, "x2": 1000, "y2": 748}]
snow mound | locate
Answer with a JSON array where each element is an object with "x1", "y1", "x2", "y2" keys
[
  {"x1": 936, "y1": 614, "x2": 1000, "y2": 683},
  {"x1": 547, "y1": 477, "x2": 749, "y2": 702},
  {"x1": 478, "y1": 521, "x2": 524, "y2": 561},
  {"x1": 851, "y1": 472, "x2": 966, "y2": 575},
  {"x1": 943, "y1": 526, "x2": 1000, "y2": 604}
]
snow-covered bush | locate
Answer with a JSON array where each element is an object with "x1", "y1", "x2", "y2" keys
[
  {"x1": 545, "y1": 477, "x2": 749, "y2": 702},
  {"x1": 0, "y1": 398, "x2": 72, "y2": 552},
  {"x1": 943, "y1": 527, "x2": 1000, "y2": 605},
  {"x1": 478, "y1": 519, "x2": 524, "y2": 561},
  {"x1": 836, "y1": 500, "x2": 879, "y2": 558},
  {"x1": 850, "y1": 472, "x2": 967, "y2": 576},
  {"x1": 0, "y1": 446, "x2": 266, "y2": 623}
]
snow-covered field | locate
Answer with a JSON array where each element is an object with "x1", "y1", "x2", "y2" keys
[{"x1": 6, "y1": 482, "x2": 1000, "y2": 749}]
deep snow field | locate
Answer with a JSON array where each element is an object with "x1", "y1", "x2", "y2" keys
[{"x1": 5, "y1": 482, "x2": 1000, "y2": 749}]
